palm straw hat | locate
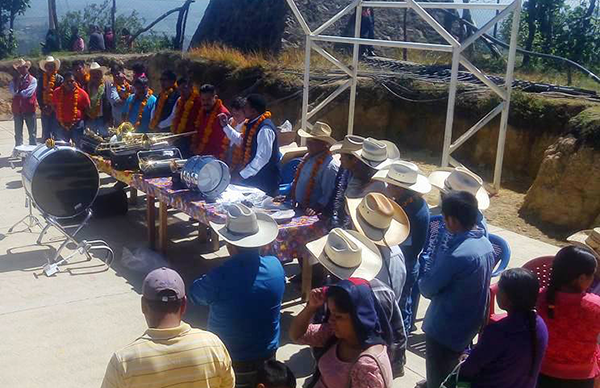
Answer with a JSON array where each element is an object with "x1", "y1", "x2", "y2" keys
[
  {"x1": 88, "y1": 62, "x2": 106, "y2": 74},
  {"x1": 331, "y1": 134, "x2": 365, "y2": 154},
  {"x1": 346, "y1": 192, "x2": 410, "y2": 246},
  {"x1": 13, "y1": 58, "x2": 31, "y2": 70},
  {"x1": 428, "y1": 167, "x2": 490, "y2": 210},
  {"x1": 297, "y1": 121, "x2": 337, "y2": 145},
  {"x1": 209, "y1": 204, "x2": 278, "y2": 248},
  {"x1": 567, "y1": 228, "x2": 600, "y2": 259},
  {"x1": 39, "y1": 56, "x2": 61, "y2": 71},
  {"x1": 373, "y1": 160, "x2": 432, "y2": 195},
  {"x1": 307, "y1": 228, "x2": 383, "y2": 280},
  {"x1": 351, "y1": 137, "x2": 401, "y2": 170}
]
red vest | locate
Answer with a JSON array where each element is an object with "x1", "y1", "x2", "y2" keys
[{"x1": 12, "y1": 74, "x2": 37, "y2": 115}]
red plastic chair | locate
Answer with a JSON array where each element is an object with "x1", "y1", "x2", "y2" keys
[{"x1": 488, "y1": 255, "x2": 555, "y2": 323}]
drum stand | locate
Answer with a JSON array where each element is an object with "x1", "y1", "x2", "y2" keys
[
  {"x1": 8, "y1": 195, "x2": 44, "y2": 234},
  {"x1": 40, "y1": 209, "x2": 114, "y2": 277}
]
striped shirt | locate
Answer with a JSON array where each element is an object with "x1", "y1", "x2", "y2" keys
[{"x1": 101, "y1": 322, "x2": 235, "y2": 388}]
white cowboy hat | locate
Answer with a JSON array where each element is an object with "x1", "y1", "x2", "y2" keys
[
  {"x1": 13, "y1": 58, "x2": 31, "y2": 70},
  {"x1": 297, "y1": 121, "x2": 337, "y2": 145},
  {"x1": 39, "y1": 56, "x2": 61, "y2": 71},
  {"x1": 567, "y1": 228, "x2": 600, "y2": 259},
  {"x1": 331, "y1": 134, "x2": 365, "y2": 154},
  {"x1": 429, "y1": 167, "x2": 490, "y2": 210},
  {"x1": 307, "y1": 228, "x2": 383, "y2": 281},
  {"x1": 351, "y1": 137, "x2": 401, "y2": 170},
  {"x1": 373, "y1": 160, "x2": 431, "y2": 195},
  {"x1": 88, "y1": 62, "x2": 106, "y2": 73},
  {"x1": 209, "y1": 204, "x2": 279, "y2": 248},
  {"x1": 346, "y1": 192, "x2": 410, "y2": 246}
]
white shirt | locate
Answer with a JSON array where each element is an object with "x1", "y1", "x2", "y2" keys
[
  {"x1": 222, "y1": 118, "x2": 276, "y2": 179},
  {"x1": 375, "y1": 245, "x2": 407, "y2": 305},
  {"x1": 150, "y1": 99, "x2": 177, "y2": 131}
]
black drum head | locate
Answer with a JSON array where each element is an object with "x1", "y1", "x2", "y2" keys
[{"x1": 30, "y1": 149, "x2": 99, "y2": 218}]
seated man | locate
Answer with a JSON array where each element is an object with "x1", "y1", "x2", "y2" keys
[
  {"x1": 122, "y1": 76, "x2": 157, "y2": 133},
  {"x1": 418, "y1": 191, "x2": 494, "y2": 388},
  {"x1": 288, "y1": 122, "x2": 339, "y2": 216},
  {"x1": 171, "y1": 77, "x2": 201, "y2": 158},
  {"x1": 101, "y1": 267, "x2": 234, "y2": 388},
  {"x1": 190, "y1": 204, "x2": 285, "y2": 387},
  {"x1": 219, "y1": 94, "x2": 280, "y2": 196},
  {"x1": 149, "y1": 70, "x2": 180, "y2": 132},
  {"x1": 52, "y1": 71, "x2": 91, "y2": 145},
  {"x1": 191, "y1": 84, "x2": 230, "y2": 159}
]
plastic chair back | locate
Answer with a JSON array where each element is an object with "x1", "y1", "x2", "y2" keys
[
  {"x1": 278, "y1": 157, "x2": 302, "y2": 196},
  {"x1": 522, "y1": 255, "x2": 555, "y2": 289},
  {"x1": 489, "y1": 234, "x2": 511, "y2": 277}
]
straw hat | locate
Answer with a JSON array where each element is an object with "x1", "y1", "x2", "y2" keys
[
  {"x1": 373, "y1": 160, "x2": 431, "y2": 195},
  {"x1": 307, "y1": 228, "x2": 382, "y2": 281},
  {"x1": 39, "y1": 56, "x2": 61, "y2": 71},
  {"x1": 12, "y1": 58, "x2": 31, "y2": 70},
  {"x1": 89, "y1": 62, "x2": 106, "y2": 74},
  {"x1": 331, "y1": 134, "x2": 365, "y2": 154},
  {"x1": 209, "y1": 204, "x2": 278, "y2": 248},
  {"x1": 351, "y1": 137, "x2": 400, "y2": 170},
  {"x1": 428, "y1": 167, "x2": 490, "y2": 210},
  {"x1": 346, "y1": 192, "x2": 410, "y2": 246},
  {"x1": 568, "y1": 228, "x2": 600, "y2": 259},
  {"x1": 297, "y1": 121, "x2": 337, "y2": 145}
]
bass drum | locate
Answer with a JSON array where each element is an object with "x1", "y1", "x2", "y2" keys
[
  {"x1": 181, "y1": 156, "x2": 230, "y2": 199},
  {"x1": 22, "y1": 144, "x2": 100, "y2": 219}
]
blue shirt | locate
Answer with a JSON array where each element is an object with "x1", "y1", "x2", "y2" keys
[
  {"x1": 293, "y1": 153, "x2": 339, "y2": 210},
  {"x1": 189, "y1": 251, "x2": 285, "y2": 361},
  {"x1": 400, "y1": 196, "x2": 430, "y2": 266},
  {"x1": 122, "y1": 93, "x2": 157, "y2": 133},
  {"x1": 419, "y1": 228, "x2": 494, "y2": 352}
]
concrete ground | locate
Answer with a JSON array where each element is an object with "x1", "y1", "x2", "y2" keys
[{"x1": 0, "y1": 119, "x2": 560, "y2": 388}]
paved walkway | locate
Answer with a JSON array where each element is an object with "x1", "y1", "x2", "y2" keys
[{"x1": 0, "y1": 120, "x2": 560, "y2": 388}]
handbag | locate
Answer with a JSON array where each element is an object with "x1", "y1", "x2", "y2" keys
[{"x1": 440, "y1": 361, "x2": 472, "y2": 388}]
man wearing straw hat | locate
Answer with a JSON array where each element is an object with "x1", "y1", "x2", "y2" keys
[
  {"x1": 37, "y1": 56, "x2": 63, "y2": 141},
  {"x1": 306, "y1": 227, "x2": 409, "y2": 377},
  {"x1": 190, "y1": 204, "x2": 285, "y2": 387},
  {"x1": 373, "y1": 161, "x2": 432, "y2": 333},
  {"x1": 568, "y1": 227, "x2": 600, "y2": 295},
  {"x1": 85, "y1": 62, "x2": 111, "y2": 135},
  {"x1": 9, "y1": 58, "x2": 38, "y2": 148},
  {"x1": 285, "y1": 121, "x2": 339, "y2": 216}
]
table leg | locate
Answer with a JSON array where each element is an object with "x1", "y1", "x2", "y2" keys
[
  {"x1": 158, "y1": 202, "x2": 168, "y2": 254},
  {"x1": 146, "y1": 195, "x2": 156, "y2": 250},
  {"x1": 301, "y1": 256, "x2": 313, "y2": 301},
  {"x1": 129, "y1": 187, "x2": 138, "y2": 205}
]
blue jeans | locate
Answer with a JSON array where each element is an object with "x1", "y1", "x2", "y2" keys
[
  {"x1": 41, "y1": 112, "x2": 57, "y2": 141},
  {"x1": 55, "y1": 121, "x2": 84, "y2": 147},
  {"x1": 14, "y1": 113, "x2": 37, "y2": 146},
  {"x1": 399, "y1": 257, "x2": 420, "y2": 332},
  {"x1": 426, "y1": 335, "x2": 461, "y2": 388}
]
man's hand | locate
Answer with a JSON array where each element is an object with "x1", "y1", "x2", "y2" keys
[
  {"x1": 305, "y1": 207, "x2": 317, "y2": 216},
  {"x1": 307, "y1": 287, "x2": 327, "y2": 311},
  {"x1": 273, "y1": 195, "x2": 287, "y2": 203},
  {"x1": 217, "y1": 113, "x2": 229, "y2": 128}
]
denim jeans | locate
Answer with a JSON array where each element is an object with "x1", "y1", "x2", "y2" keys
[
  {"x1": 426, "y1": 335, "x2": 461, "y2": 388},
  {"x1": 41, "y1": 112, "x2": 57, "y2": 141},
  {"x1": 14, "y1": 113, "x2": 37, "y2": 146},
  {"x1": 400, "y1": 257, "x2": 420, "y2": 332},
  {"x1": 55, "y1": 121, "x2": 84, "y2": 147}
]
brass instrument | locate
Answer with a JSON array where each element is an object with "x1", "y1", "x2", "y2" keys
[{"x1": 94, "y1": 128, "x2": 197, "y2": 153}]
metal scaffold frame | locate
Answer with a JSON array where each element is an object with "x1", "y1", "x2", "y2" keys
[{"x1": 285, "y1": 0, "x2": 522, "y2": 190}]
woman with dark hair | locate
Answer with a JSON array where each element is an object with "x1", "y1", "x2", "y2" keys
[
  {"x1": 289, "y1": 280, "x2": 393, "y2": 388},
  {"x1": 458, "y1": 268, "x2": 548, "y2": 387},
  {"x1": 537, "y1": 246, "x2": 600, "y2": 388}
]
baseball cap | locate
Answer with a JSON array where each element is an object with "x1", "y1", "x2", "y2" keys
[{"x1": 142, "y1": 267, "x2": 185, "y2": 302}]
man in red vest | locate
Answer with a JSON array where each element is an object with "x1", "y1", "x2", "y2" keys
[
  {"x1": 9, "y1": 58, "x2": 38, "y2": 148},
  {"x1": 191, "y1": 84, "x2": 230, "y2": 160}
]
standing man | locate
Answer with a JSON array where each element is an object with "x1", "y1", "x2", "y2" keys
[
  {"x1": 373, "y1": 161, "x2": 432, "y2": 333},
  {"x1": 37, "y1": 56, "x2": 63, "y2": 141},
  {"x1": 72, "y1": 60, "x2": 89, "y2": 90},
  {"x1": 418, "y1": 191, "x2": 494, "y2": 388},
  {"x1": 101, "y1": 267, "x2": 235, "y2": 388},
  {"x1": 220, "y1": 94, "x2": 280, "y2": 196},
  {"x1": 85, "y1": 62, "x2": 110, "y2": 135},
  {"x1": 106, "y1": 64, "x2": 131, "y2": 127},
  {"x1": 52, "y1": 71, "x2": 91, "y2": 145},
  {"x1": 191, "y1": 84, "x2": 229, "y2": 159},
  {"x1": 149, "y1": 70, "x2": 180, "y2": 132},
  {"x1": 122, "y1": 77, "x2": 157, "y2": 133},
  {"x1": 171, "y1": 78, "x2": 201, "y2": 158},
  {"x1": 10, "y1": 58, "x2": 38, "y2": 148},
  {"x1": 190, "y1": 204, "x2": 285, "y2": 387}
]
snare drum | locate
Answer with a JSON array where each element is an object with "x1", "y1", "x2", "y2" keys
[
  {"x1": 180, "y1": 156, "x2": 230, "y2": 199},
  {"x1": 13, "y1": 144, "x2": 38, "y2": 159}
]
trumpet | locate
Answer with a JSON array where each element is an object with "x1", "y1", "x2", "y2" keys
[{"x1": 95, "y1": 130, "x2": 197, "y2": 153}]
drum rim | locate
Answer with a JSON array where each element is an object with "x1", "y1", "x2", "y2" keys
[{"x1": 182, "y1": 156, "x2": 231, "y2": 198}]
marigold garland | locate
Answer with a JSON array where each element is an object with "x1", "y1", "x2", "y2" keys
[
  {"x1": 290, "y1": 150, "x2": 331, "y2": 208},
  {"x1": 77, "y1": 73, "x2": 90, "y2": 88},
  {"x1": 149, "y1": 86, "x2": 177, "y2": 130},
  {"x1": 172, "y1": 89, "x2": 199, "y2": 134},
  {"x1": 115, "y1": 80, "x2": 131, "y2": 101},
  {"x1": 87, "y1": 82, "x2": 105, "y2": 120},
  {"x1": 56, "y1": 86, "x2": 80, "y2": 130},
  {"x1": 231, "y1": 111, "x2": 271, "y2": 171},
  {"x1": 193, "y1": 98, "x2": 224, "y2": 155},
  {"x1": 128, "y1": 90, "x2": 153, "y2": 129},
  {"x1": 42, "y1": 72, "x2": 57, "y2": 106}
]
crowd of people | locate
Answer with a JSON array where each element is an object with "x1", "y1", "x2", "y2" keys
[
  {"x1": 9, "y1": 57, "x2": 600, "y2": 388},
  {"x1": 42, "y1": 25, "x2": 130, "y2": 55}
]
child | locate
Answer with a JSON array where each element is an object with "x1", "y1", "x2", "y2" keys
[
  {"x1": 256, "y1": 360, "x2": 296, "y2": 388},
  {"x1": 537, "y1": 246, "x2": 600, "y2": 388},
  {"x1": 459, "y1": 268, "x2": 548, "y2": 388}
]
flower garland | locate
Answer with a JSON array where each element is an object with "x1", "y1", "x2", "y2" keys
[
  {"x1": 172, "y1": 88, "x2": 199, "y2": 134},
  {"x1": 56, "y1": 86, "x2": 80, "y2": 130},
  {"x1": 77, "y1": 73, "x2": 90, "y2": 88},
  {"x1": 231, "y1": 111, "x2": 271, "y2": 171},
  {"x1": 42, "y1": 72, "x2": 56, "y2": 106},
  {"x1": 149, "y1": 86, "x2": 177, "y2": 130},
  {"x1": 87, "y1": 82, "x2": 105, "y2": 120},
  {"x1": 115, "y1": 80, "x2": 131, "y2": 101},
  {"x1": 290, "y1": 150, "x2": 331, "y2": 208},
  {"x1": 193, "y1": 98, "x2": 225, "y2": 155},
  {"x1": 128, "y1": 90, "x2": 153, "y2": 129}
]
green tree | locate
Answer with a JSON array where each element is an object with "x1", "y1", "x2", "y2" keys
[{"x1": 0, "y1": 0, "x2": 31, "y2": 58}]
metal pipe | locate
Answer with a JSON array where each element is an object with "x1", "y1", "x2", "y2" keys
[
  {"x1": 348, "y1": 1, "x2": 363, "y2": 136},
  {"x1": 449, "y1": 102, "x2": 505, "y2": 153},
  {"x1": 406, "y1": 0, "x2": 460, "y2": 47},
  {"x1": 301, "y1": 35, "x2": 311, "y2": 146},
  {"x1": 364, "y1": 1, "x2": 512, "y2": 9},
  {"x1": 307, "y1": 80, "x2": 352, "y2": 120},
  {"x1": 310, "y1": 35, "x2": 453, "y2": 52},
  {"x1": 285, "y1": 0, "x2": 311, "y2": 35},
  {"x1": 459, "y1": 56, "x2": 507, "y2": 99},
  {"x1": 312, "y1": 43, "x2": 353, "y2": 76},
  {"x1": 459, "y1": 0, "x2": 518, "y2": 51},
  {"x1": 313, "y1": 0, "x2": 360, "y2": 36},
  {"x1": 441, "y1": 48, "x2": 460, "y2": 167}
]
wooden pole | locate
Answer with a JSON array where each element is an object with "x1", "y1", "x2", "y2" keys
[{"x1": 112, "y1": 0, "x2": 117, "y2": 33}]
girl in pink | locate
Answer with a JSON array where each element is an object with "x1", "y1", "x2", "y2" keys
[
  {"x1": 537, "y1": 246, "x2": 600, "y2": 388},
  {"x1": 289, "y1": 280, "x2": 393, "y2": 388}
]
